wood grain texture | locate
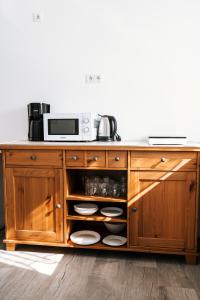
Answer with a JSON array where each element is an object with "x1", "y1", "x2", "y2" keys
[
  {"x1": 5, "y1": 243, "x2": 16, "y2": 251},
  {"x1": 129, "y1": 171, "x2": 197, "y2": 252},
  {"x1": 108, "y1": 151, "x2": 128, "y2": 168},
  {"x1": 5, "y1": 168, "x2": 63, "y2": 243},
  {"x1": 86, "y1": 151, "x2": 106, "y2": 168},
  {"x1": 0, "y1": 238, "x2": 199, "y2": 300},
  {"x1": 66, "y1": 194, "x2": 127, "y2": 203},
  {"x1": 66, "y1": 150, "x2": 85, "y2": 167},
  {"x1": 6, "y1": 150, "x2": 63, "y2": 167},
  {"x1": 2, "y1": 147, "x2": 199, "y2": 265},
  {"x1": 66, "y1": 214, "x2": 127, "y2": 223},
  {"x1": 131, "y1": 151, "x2": 197, "y2": 171}
]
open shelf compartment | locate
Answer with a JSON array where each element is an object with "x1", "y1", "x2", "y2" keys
[
  {"x1": 66, "y1": 220, "x2": 128, "y2": 249},
  {"x1": 66, "y1": 200, "x2": 127, "y2": 223},
  {"x1": 66, "y1": 169, "x2": 128, "y2": 201}
]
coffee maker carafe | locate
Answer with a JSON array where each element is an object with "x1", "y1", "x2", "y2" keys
[{"x1": 28, "y1": 103, "x2": 50, "y2": 141}]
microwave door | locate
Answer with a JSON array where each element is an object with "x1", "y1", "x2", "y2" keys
[{"x1": 46, "y1": 118, "x2": 82, "y2": 141}]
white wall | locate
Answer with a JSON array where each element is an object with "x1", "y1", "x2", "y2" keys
[{"x1": 1, "y1": 0, "x2": 200, "y2": 141}]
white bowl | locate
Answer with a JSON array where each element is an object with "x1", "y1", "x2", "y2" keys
[
  {"x1": 104, "y1": 222, "x2": 126, "y2": 234},
  {"x1": 100, "y1": 207, "x2": 123, "y2": 217},
  {"x1": 74, "y1": 203, "x2": 98, "y2": 216}
]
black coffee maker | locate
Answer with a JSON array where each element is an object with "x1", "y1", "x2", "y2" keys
[{"x1": 28, "y1": 103, "x2": 50, "y2": 141}]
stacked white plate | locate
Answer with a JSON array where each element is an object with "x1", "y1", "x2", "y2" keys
[
  {"x1": 100, "y1": 207, "x2": 123, "y2": 217},
  {"x1": 102, "y1": 235, "x2": 127, "y2": 247},
  {"x1": 74, "y1": 203, "x2": 98, "y2": 216},
  {"x1": 70, "y1": 230, "x2": 101, "y2": 245}
]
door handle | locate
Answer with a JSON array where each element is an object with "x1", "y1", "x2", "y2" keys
[
  {"x1": 55, "y1": 204, "x2": 61, "y2": 209},
  {"x1": 131, "y1": 207, "x2": 137, "y2": 213},
  {"x1": 189, "y1": 181, "x2": 196, "y2": 192}
]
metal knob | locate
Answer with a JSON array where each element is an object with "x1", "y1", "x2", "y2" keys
[
  {"x1": 55, "y1": 204, "x2": 61, "y2": 209},
  {"x1": 160, "y1": 157, "x2": 166, "y2": 162},
  {"x1": 132, "y1": 207, "x2": 137, "y2": 213},
  {"x1": 115, "y1": 156, "x2": 120, "y2": 161},
  {"x1": 72, "y1": 155, "x2": 78, "y2": 161},
  {"x1": 93, "y1": 156, "x2": 98, "y2": 161},
  {"x1": 30, "y1": 155, "x2": 37, "y2": 160}
]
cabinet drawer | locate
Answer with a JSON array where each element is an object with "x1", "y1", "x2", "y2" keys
[
  {"x1": 108, "y1": 151, "x2": 127, "y2": 168},
  {"x1": 131, "y1": 151, "x2": 197, "y2": 171},
  {"x1": 66, "y1": 151, "x2": 85, "y2": 167},
  {"x1": 86, "y1": 151, "x2": 106, "y2": 168},
  {"x1": 6, "y1": 150, "x2": 63, "y2": 167}
]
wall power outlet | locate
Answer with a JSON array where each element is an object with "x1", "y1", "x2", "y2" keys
[{"x1": 85, "y1": 74, "x2": 102, "y2": 83}]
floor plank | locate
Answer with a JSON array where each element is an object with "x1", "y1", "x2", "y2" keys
[
  {"x1": 0, "y1": 234, "x2": 199, "y2": 300},
  {"x1": 160, "y1": 287, "x2": 199, "y2": 300}
]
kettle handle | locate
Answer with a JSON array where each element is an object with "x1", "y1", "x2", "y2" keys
[
  {"x1": 109, "y1": 116, "x2": 121, "y2": 141},
  {"x1": 109, "y1": 116, "x2": 117, "y2": 140}
]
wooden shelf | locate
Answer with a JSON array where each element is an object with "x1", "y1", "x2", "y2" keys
[
  {"x1": 66, "y1": 239, "x2": 128, "y2": 251},
  {"x1": 66, "y1": 167, "x2": 128, "y2": 170},
  {"x1": 66, "y1": 213, "x2": 127, "y2": 223},
  {"x1": 67, "y1": 194, "x2": 127, "y2": 203}
]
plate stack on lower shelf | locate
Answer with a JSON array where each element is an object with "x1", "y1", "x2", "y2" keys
[
  {"x1": 70, "y1": 230, "x2": 127, "y2": 247},
  {"x1": 67, "y1": 201, "x2": 127, "y2": 248}
]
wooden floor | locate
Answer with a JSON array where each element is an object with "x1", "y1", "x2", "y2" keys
[{"x1": 0, "y1": 234, "x2": 199, "y2": 300}]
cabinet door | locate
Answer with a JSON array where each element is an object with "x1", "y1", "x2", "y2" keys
[
  {"x1": 129, "y1": 171, "x2": 197, "y2": 251},
  {"x1": 5, "y1": 168, "x2": 63, "y2": 243}
]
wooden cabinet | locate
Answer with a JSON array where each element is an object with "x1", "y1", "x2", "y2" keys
[
  {"x1": 5, "y1": 167, "x2": 63, "y2": 243},
  {"x1": 129, "y1": 171, "x2": 197, "y2": 251},
  {"x1": 2, "y1": 146, "x2": 199, "y2": 264}
]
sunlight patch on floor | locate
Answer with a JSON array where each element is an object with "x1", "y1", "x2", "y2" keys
[{"x1": 0, "y1": 250, "x2": 64, "y2": 275}]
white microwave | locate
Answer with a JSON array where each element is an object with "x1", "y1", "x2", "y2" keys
[{"x1": 43, "y1": 113, "x2": 100, "y2": 141}]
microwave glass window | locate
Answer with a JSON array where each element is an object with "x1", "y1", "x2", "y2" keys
[{"x1": 48, "y1": 119, "x2": 79, "y2": 135}]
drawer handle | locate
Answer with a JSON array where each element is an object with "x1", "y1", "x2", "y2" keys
[
  {"x1": 72, "y1": 155, "x2": 78, "y2": 161},
  {"x1": 30, "y1": 155, "x2": 37, "y2": 161},
  {"x1": 115, "y1": 156, "x2": 120, "y2": 161},
  {"x1": 55, "y1": 203, "x2": 61, "y2": 209},
  {"x1": 93, "y1": 156, "x2": 98, "y2": 161},
  {"x1": 132, "y1": 207, "x2": 137, "y2": 213},
  {"x1": 160, "y1": 157, "x2": 166, "y2": 162}
]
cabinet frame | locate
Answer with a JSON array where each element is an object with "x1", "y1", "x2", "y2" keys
[{"x1": 1, "y1": 148, "x2": 199, "y2": 264}]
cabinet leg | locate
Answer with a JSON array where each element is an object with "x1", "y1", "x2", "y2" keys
[
  {"x1": 185, "y1": 254, "x2": 198, "y2": 265},
  {"x1": 6, "y1": 243, "x2": 16, "y2": 251}
]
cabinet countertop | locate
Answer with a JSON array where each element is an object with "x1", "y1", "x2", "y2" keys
[{"x1": 1, "y1": 140, "x2": 200, "y2": 151}]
